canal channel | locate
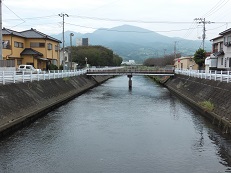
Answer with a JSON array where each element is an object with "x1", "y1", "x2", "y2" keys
[{"x1": 0, "y1": 76, "x2": 231, "y2": 173}]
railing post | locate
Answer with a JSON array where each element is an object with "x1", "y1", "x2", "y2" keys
[
  {"x1": 37, "y1": 71, "x2": 40, "y2": 81},
  {"x1": 209, "y1": 70, "x2": 211, "y2": 80},
  {"x1": 220, "y1": 70, "x2": 223, "y2": 82},
  {"x1": 22, "y1": 71, "x2": 25, "y2": 83},
  {"x1": 13, "y1": 71, "x2": 16, "y2": 83},
  {"x1": 48, "y1": 70, "x2": 51, "y2": 80},
  {"x1": 30, "y1": 71, "x2": 33, "y2": 82},
  {"x1": 43, "y1": 71, "x2": 46, "y2": 80},
  {"x1": 2, "y1": 71, "x2": 5, "y2": 85},
  {"x1": 227, "y1": 71, "x2": 229, "y2": 83},
  {"x1": 215, "y1": 70, "x2": 217, "y2": 81}
]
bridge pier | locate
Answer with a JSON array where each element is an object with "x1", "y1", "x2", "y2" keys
[{"x1": 127, "y1": 74, "x2": 132, "y2": 89}]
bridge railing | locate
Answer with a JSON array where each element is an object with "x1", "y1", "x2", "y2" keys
[
  {"x1": 175, "y1": 69, "x2": 231, "y2": 83},
  {"x1": 0, "y1": 69, "x2": 87, "y2": 85},
  {"x1": 87, "y1": 67, "x2": 174, "y2": 75}
]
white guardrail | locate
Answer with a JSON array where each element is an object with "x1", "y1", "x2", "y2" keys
[
  {"x1": 175, "y1": 69, "x2": 231, "y2": 83},
  {"x1": 0, "y1": 67, "x2": 124, "y2": 85},
  {"x1": 0, "y1": 70, "x2": 87, "y2": 85}
]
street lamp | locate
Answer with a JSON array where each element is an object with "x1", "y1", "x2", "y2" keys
[
  {"x1": 85, "y1": 57, "x2": 87, "y2": 68},
  {"x1": 70, "y1": 33, "x2": 74, "y2": 70}
]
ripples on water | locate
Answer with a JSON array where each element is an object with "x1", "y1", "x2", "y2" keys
[{"x1": 0, "y1": 76, "x2": 231, "y2": 173}]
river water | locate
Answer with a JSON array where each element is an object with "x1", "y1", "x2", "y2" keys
[{"x1": 0, "y1": 76, "x2": 231, "y2": 173}]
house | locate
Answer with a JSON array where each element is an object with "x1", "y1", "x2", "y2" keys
[
  {"x1": 121, "y1": 60, "x2": 135, "y2": 65},
  {"x1": 60, "y1": 48, "x2": 78, "y2": 70},
  {"x1": 208, "y1": 28, "x2": 231, "y2": 71},
  {"x1": 2, "y1": 28, "x2": 61, "y2": 70},
  {"x1": 174, "y1": 56, "x2": 198, "y2": 70}
]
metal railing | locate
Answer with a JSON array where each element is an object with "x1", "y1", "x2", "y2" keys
[
  {"x1": 0, "y1": 69, "x2": 87, "y2": 85},
  {"x1": 175, "y1": 69, "x2": 231, "y2": 83}
]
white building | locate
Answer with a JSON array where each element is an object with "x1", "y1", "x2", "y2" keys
[
  {"x1": 121, "y1": 60, "x2": 136, "y2": 65},
  {"x1": 208, "y1": 28, "x2": 231, "y2": 71},
  {"x1": 60, "y1": 48, "x2": 78, "y2": 70}
]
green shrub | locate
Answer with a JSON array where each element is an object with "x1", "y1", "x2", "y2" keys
[{"x1": 199, "y1": 101, "x2": 214, "y2": 112}]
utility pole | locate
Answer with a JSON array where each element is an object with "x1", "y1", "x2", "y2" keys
[
  {"x1": 194, "y1": 18, "x2": 213, "y2": 50},
  {"x1": 59, "y1": 13, "x2": 69, "y2": 70},
  {"x1": 70, "y1": 33, "x2": 74, "y2": 70},
  {"x1": 0, "y1": 0, "x2": 3, "y2": 60}
]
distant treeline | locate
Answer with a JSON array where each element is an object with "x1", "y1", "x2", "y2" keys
[
  {"x1": 143, "y1": 53, "x2": 181, "y2": 66},
  {"x1": 70, "y1": 46, "x2": 123, "y2": 67}
]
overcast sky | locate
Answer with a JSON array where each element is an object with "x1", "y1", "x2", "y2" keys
[{"x1": 2, "y1": 0, "x2": 231, "y2": 41}]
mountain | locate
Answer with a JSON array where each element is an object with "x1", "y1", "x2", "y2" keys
[{"x1": 51, "y1": 25, "x2": 211, "y2": 63}]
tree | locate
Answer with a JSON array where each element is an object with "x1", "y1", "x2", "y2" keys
[
  {"x1": 193, "y1": 48, "x2": 206, "y2": 68},
  {"x1": 70, "y1": 46, "x2": 123, "y2": 67},
  {"x1": 143, "y1": 53, "x2": 180, "y2": 66}
]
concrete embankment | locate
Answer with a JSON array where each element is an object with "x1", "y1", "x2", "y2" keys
[
  {"x1": 0, "y1": 75, "x2": 112, "y2": 137},
  {"x1": 164, "y1": 74, "x2": 231, "y2": 133}
]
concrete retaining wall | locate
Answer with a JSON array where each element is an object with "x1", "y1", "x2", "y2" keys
[
  {"x1": 0, "y1": 75, "x2": 111, "y2": 137},
  {"x1": 165, "y1": 74, "x2": 231, "y2": 133}
]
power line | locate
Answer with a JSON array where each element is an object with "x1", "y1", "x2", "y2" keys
[
  {"x1": 70, "y1": 15, "x2": 196, "y2": 24},
  {"x1": 202, "y1": 0, "x2": 227, "y2": 17},
  {"x1": 203, "y1": 0, "x2": 230, "y2": 18},
  {"x1": 2, "y1": 2, "x2": 25, "y2": 22},
  {"x1": 66, "y1": 22, "x2": 205, "y2": 33},
  {"x1": 4, "y1": 15, "x2": 57, "y2": 21}
]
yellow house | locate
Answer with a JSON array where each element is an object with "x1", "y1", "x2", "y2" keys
[
  {"x1": 2, "y1": 28, "x2": 61, "y2": 70},
  {"x1": 174, "y1": 56, "x2": 199, "y2": 70}
]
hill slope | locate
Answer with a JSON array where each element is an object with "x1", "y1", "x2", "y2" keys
[{"x1": 51, "y1": 25, "x2": 211, "y2": 63}]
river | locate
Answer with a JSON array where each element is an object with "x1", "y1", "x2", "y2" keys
[{"x1": 0, "y1": 76, "x2": 231, "y2": 173}]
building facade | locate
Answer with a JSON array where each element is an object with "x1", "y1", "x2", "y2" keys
[
  {"x1": 76, "y1": 38, "x2": 89, "y2": 46},
  {"x1": 2, "y1": 28, "x2": 61, "y2": 70},
  {"x1": 174, "y1": 56, "x2": 199, "y2": 70},
  {"x1": 209, "y1": 28, "x2": 231, "y2": 70}
]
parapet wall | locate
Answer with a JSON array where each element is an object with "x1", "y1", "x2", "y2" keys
[
  {"x1": 165, "y1": 74, "x2": 231, "y2": 133},
  {"x1": 0, "y1": 75, "x2": 111, "y2": 137}
]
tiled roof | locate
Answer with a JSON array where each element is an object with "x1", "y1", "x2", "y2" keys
[
  {"x1": 210, "y1": 35, "x2": 223, "y2": 41},
  {"x1": 20, "y1": 28, "x2": 61, "y2": 43},
  {"x1": 219, "y1": 28, "x2": 231, "y2": 35},
  {"x1": 20, "y1": 48, "x2": 43, "y2": 56},
  {"x1": 2, "y1": 28, "x2": 61, "y2": 43},
  {"x1": 2, "y1": 28, "x2": 25, "y2": 38}
]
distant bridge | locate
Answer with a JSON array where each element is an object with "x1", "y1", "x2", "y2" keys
[
  {"x1": 86, "y1": 68, "x2": 174, "y2": 88},
  {"x1": 86, "y1": 69, "x2": 174, "y2": 76}
]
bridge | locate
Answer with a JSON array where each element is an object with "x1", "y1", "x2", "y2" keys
[{"x1": 86, "y1": 68, "x2": 174, "y2": 88}]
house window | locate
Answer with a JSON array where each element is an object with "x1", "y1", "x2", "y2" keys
[
  {"x1": 47, "y1": 43, "x2": 52, "y2": 50},
  {"x1": 224, "y1": 37, "x2": 226, "y2": 44},
  {"x1": 221, "y1": 58, "x2": 223, "y2": 65},
  {"x1": 55, "y1": 45, "x2": 59, "y2": 52},
  {"x1": 220, "y1": 42, "x2": 223, "y2": 51},
  {"x1": 30, "y1": 42, "x2": 45, "y2": 48},
  {"x1": 229, "y1": 58, "x2": 231, "y2": 67},
  {"x1": 213, "y1": 43, "x2": 218, "y2": 53},
  {"x1": 14, "y1": 41, "x2": 24, "y2": 48},
  {"x1": 2, "y1": 40, "x2": 10, "y2": 49},
  {"x1": 228, "y1": 36, "x2": 231, "y2": 42},
  {"x1": 17, "y1": 59, "x2": 22, "y2": 65}
]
